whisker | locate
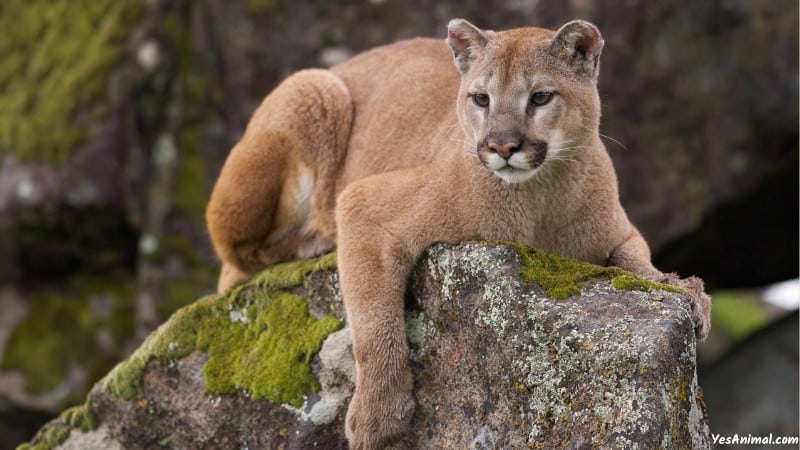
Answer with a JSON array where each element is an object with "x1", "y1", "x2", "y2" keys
[
  {"x1": 598, "y1": 132, "x2": 629, "y2": 151},
  {"x1": 450, "y1": 138, "x2": 471, "y2": 146},
  {"x1": 448, "y1": 136, "x2": 472, "y2": 146},
  {"x1": 551, "y1": 145, "x2": 589, "y2": 152},
  {"x1": 577, "y1": 123, "x2": 629, "y2": 151}
]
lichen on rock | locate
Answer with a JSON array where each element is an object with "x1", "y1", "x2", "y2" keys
[
  {"x1": 21, "y1": 242, "x2": 710, "y2": 449},
  {"x1": 406, "y1": 242, "x2": 709, "y2": 448}
]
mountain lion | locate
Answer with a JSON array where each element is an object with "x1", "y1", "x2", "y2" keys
[{"x1": 206, "y1": 19, "x2": 711, "y2": 449}]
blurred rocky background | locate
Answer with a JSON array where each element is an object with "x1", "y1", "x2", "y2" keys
[{"x1": 0, "y1": 0, "x2": 796, "y2": 447}]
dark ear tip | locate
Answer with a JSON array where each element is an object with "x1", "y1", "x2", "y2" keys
[{"x1": 551, "y1": 19, "x2": 604, "y2": 77}]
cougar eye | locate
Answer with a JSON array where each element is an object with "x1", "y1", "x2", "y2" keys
[
  {"x1": 471, "y1": 93, "x2": 490, "y2": 108},
  {"x1": 530, "y1": 91, "x2": 554, "y2": 106}
]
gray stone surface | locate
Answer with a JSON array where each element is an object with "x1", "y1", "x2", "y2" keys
[
  {"x1": 32, "y1": 242, "x2": 710, "y2": 449},
  {"x1": 405, "y1": 243, "x2": 710, "y2": 448}
]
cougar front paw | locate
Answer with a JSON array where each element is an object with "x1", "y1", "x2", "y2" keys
[
  {"x1": 682, "y1": 275, "x2": 712, "y2": 341},
  {"x1": 661, "y1": 273, "x2": 712, "y2": 341},
  {"x1": 345, "y1": 385, "x2": 415, "y2": 450}
]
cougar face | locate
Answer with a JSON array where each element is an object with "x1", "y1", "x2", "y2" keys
[
  {"x1": 448, "y1": 22, "x2": 603, "y2": 184},
  {"x1": 467, "y1": 70, "x2": 567, "y2": 184}
]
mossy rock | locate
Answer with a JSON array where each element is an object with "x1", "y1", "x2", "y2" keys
[
  {"x1": 0, "y1": 0, "x2": 144, "y2": 164},
  {"x1": 18, "y1": 242, "x2": 709, "y2": 449},
  {"x1": 102, "y1": 253, "x2": 342, "y2": 404},
  {"x1": 507, "y1": 241, "x2": 684, "y2": 299},
  {"x1": 17, "y1": 253, "x2": 343, "y2": 450}
]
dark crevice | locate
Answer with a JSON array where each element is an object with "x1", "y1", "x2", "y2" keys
[
  {"x1": 9, "y1": 205, "x2": 139, "y2": 283},
  {"x1": 653, "y1": 151, "x2": 799, "y2": 290}
]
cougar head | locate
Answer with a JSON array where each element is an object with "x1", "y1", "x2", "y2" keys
[{"x1": 447, "y1": 19, "x2": 604, "y2": 184}]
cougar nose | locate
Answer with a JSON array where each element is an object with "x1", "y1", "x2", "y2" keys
[{"x1": 487, "y1": 140, "x2": 520, "y2": 159}]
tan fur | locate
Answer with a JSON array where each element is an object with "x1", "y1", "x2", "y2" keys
[
  {"x1": 206, "y1": 69, "x2": 351, "y2": 290},
  {"x1": 206, "y1": 19, "x2": 711, "y2": 448}
]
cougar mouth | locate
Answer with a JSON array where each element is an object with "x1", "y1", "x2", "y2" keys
[
  {"x1": 478, "y1": 138, "x2": 548, "y2": 184},
  {"x1": 492, "y1": 164, "x2": 537, "y2": 184}
]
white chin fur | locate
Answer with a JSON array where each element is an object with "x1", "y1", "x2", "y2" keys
[
  {"x1": 493, "y1": 167, "x2": 538, "y2": 184},
  {"x1": 485, "y1": 153, "x2": 538, "y2": 184}
]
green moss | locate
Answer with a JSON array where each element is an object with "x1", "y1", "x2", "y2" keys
[
  {"x1": 15, "y1": 402, "x2": 98, "y2": 450},
  {"x1": 0, "y1": 0, "x2": 144, "y2": 164},
  {"x1": 199, "y1": 291, "x2": 342, "y2": 406},
  {"x1": 710, "y1": 291, "x2": 770, "y2": 341},
  {"x1": 102, "y1": 254, "x2": 342, "y2": 407},
  {"x1": 250, "y1": 252, "x2": 337, "y2": 289},
  {"x1": 610, "y1": 274, "x2": 685, "y2": 295},
  {"x1": 15, "y1": 423, "x2": 70, "y2": 450},
  {"x1": 0, "y1": 273, "x2": 136, "y2": 398},
  {"x1": 507, "y1": 242, "x2": 685, "y2": 299},
  {"x1": 60, "y1": 403, "x2": 98, "y2": 432},
  {"x1": 510, "y1": 243, "x2": 623, "y2": 299},
  {"x1": 103, "y1": 295, "x2": 213, "y2": 400}
]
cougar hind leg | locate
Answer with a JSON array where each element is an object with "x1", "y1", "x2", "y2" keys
[{"x1": 207, "y1": 69, "x2": 353, "y2": 292}]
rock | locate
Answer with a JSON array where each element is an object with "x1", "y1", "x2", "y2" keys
[{"x1": 20, "y1": 242, "x2": 711, "y2": 449}]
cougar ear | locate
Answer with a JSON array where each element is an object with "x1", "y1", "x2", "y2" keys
[
  {"x1": 550, "y1": 20, "x2": 604, "y2": 78},
  {"x1": 446, "y1": 19, "x2": 489, "y2": 74}
]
